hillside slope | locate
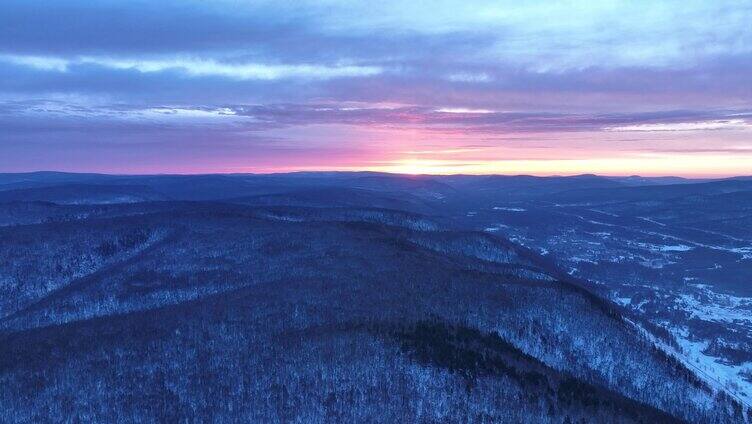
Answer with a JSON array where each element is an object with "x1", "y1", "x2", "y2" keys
[{"x1": 0, "y1": 201, "x2": 746, "y2": 422}]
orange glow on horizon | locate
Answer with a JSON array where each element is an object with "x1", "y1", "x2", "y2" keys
[
  {"x1": 244, "y1": 124, "x2": 752, "y2": 178},
  {"x1": 332, "y1": 153, "x2": 752, "y2": 178}
]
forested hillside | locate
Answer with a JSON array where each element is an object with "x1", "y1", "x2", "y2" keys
[{"x1": 0, "y1": 195, "x2": 747, "y2": 422}]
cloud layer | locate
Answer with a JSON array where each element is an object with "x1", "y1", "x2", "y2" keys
[{"x1": 1, "y1": 0, "x2": 751, "y2": 175}]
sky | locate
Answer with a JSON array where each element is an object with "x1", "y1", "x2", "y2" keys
[{"x1": 1, "y1": 0, "x2": 751, "y2": 176}]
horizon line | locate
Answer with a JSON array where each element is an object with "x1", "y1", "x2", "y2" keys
[{"x1": 2, "y1": 169, "x2": 750, "y2": 180}]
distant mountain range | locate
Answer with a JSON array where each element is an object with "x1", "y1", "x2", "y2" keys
[{"x1": 0, "y1": 171, "x2": 748, "y2": 203}]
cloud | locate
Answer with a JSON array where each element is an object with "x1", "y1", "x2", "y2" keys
[
  {"x1": 446, "y1": 73, "x2": 493, "y2": 83},
  {"x1": 607, "y1": 119, "x2": 752, "y2": 132},
  {"x1": 435, "y1": 107, "x2": 495, "y2": 114},
  {"x1": 6, "y1": 99, "x2": 750, "y2": 139},
  {"x1": 2, "y1": 0, "x2": 750, "y2": 70},
  {"x1": 0, "y1": 55, "x2": 382, "y2": 81},
  {"x1": 2, "y1": 55, "x2": 70, "y2": 72},
  {"x1": 225, "y1": 103, "x2": 752, "y2": 134}
]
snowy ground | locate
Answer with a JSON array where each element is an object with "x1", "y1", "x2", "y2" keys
[
  {"x1": 671, "y1": 326, "x2": 752, "y2": 407},
  {"x1": 627, "y1": 318, "x2": 752, "y2": 410}
]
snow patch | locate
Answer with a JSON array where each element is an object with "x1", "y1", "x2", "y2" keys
[
  {"x1": 493, "y1": 206, "x2": 526, "y2": 212},
  {"x1": 625, "y1": 318, "x2": 752, "y2": 409},
  {"x1": 614, "y1": 297, "x2": 631, "y2": 306}
]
